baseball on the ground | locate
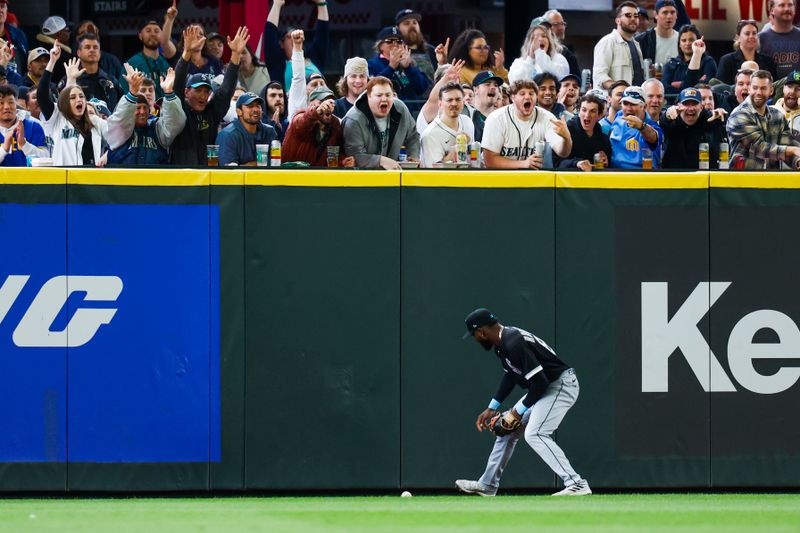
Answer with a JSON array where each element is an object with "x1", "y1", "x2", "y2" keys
[{"x1": 401, "y1": 491, "x2": 412, "y2": 497}]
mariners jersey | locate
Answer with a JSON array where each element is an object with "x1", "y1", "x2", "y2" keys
[{"x1": 493, "y1": 326, "x2": 570, "y2": 408}]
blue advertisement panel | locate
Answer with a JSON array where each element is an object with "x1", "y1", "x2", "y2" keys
[
  {"x1": 0, "y1": 203, "x2": 67, "y2": 463},
  {"x1": 0, "y1": 203, "x2": 219, "y2": 464}
]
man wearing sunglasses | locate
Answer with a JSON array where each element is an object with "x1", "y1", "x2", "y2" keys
[
  {"x1": 368, "y1": 26, "x2": 431, "y2": 102},
  {"x1": 594, "y1": 1, "x2": 646, "y2": 90},
  {"x1": 609, "y1": 85, "x2": 663, "y2": 168}
]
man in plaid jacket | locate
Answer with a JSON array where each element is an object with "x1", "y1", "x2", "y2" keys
[{"x1": 727, "y1": 69, "x2": 800, "y2": 169}]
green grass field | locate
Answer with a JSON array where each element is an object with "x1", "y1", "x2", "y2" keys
[{"x1": 1, "y1": 494, "x2": 799, "y2": 532}]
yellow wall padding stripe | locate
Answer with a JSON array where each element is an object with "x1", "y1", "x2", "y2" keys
[
  {"x1": 210, "y1": 170, "x2": 244, "y2": 186},
  {"x1": 67, "y1": 168, "x2": 210, "y2": 186},
  {"x1": 0, "y1": 168, "x2": 66, "y2": 184},
  {"x1": 244, "y1": 169, "x2": 399, "y2": 187},
  {"x1": 710, "y1": 172, "x2": 800, "y2": 188},
  {"x1": 401, "y1": 170, "x2": 555, "y2": 188},
  {"x1": 556, "y1": 171, "x2": 709, "y2": 189},
  {"x1": 3, "y1": 168, "x2": 800, "y2": 189}
]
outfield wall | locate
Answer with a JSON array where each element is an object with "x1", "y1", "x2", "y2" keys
[{"x1": 1, "y1": 168, "x2": 799, "y2": 491}]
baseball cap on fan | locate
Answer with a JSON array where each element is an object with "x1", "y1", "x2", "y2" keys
[
  {"x1": 187, "y1": 73, "x2": 213, "y2": 89},
  {"x1": 621, "y1": 86, "x2": 645, "y2": 104},
  {"x1": 678, "y1": 87, "x2": 701, "y2": 104},
  {"x1": 463, "y1": 308, "x2": 498, "y2": 339},
  {"x1": 36, "y1": 16, "x2": 74, "y2": 53},
  {"x1": 395, "y1": 9, "x2": 422, "y2": 25}
]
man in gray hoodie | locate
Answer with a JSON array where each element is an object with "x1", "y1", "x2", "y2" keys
[{"x1": 342, "y1": 75, "x2": 419, "y2": 169}]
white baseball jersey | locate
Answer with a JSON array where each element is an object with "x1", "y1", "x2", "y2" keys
[{"x1": 481, "y1": 104, "x2": 565, "y2": 160}]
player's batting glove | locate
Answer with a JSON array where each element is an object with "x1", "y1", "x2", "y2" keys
[{"x1": 491, "y1": 410, "x2": 522, "y2": 437}]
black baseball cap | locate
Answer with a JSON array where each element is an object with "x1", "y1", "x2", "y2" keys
[
  {"x1": 377, "y1": 26, "x2": 403, "y2": 42},
  {"x1": 187, "y1": 73, "x2": 213, "y2": 89},
  {"x1": 395, "y1": 9, "x2": 421, "y2": 25},
  {"x1": 463, "y1": 308, "x2": 498, "y2": 339},
  {"x1": 785, "y1": 70, "x2": 800, "y2": 86},
  {"x1": 473, "y1": 70, "x2": 504, "y2": 88},
  {"x1": 560, "y1": 73, "x2": 580, "y2": 85},
  {"x1": 655, "y1": 0, "x2": 677, "y2": 12},
  {"x1": 139, "y1": 19, "x2": 160, "y2": 32},
  {"x1": 236, "y1": 92, "x2": 264, "y2": 108}
]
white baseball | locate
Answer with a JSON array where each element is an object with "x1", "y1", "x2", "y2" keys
[{"x1": 401, "y1": 491, "x2": 412, "y2": 498}]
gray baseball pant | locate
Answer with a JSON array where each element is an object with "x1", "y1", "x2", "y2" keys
[{"x1": 478, "y1": 369, "x2": 584, "y2": 490}]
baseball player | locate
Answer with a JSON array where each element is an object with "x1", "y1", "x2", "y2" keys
[{"x1": 456, "y1": 308, "x2": 591, "y2": 497}]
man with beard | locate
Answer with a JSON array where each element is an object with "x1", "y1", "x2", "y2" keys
[
  {"x1": 609, "y1": 85, "x2": 663, "y2": 168},
  {"x1": 0, "y1": 84, "x2": 47, "y2": 166},
  {"x1": 261, "y1": 81, "x2": 287, "y2": 140},
  {"x1": 558, "y1": 73, "x2": 580, "y2": 115},
  {"x1": 727, "y1": 69, "x2": 800, "y2": 169},
  {"x1": 482, "y1": 79, "x2": 571, "y2": 169},
  {"x1": 642, "y1": 78, "x2": 665, "y2": 122},
  {"x1": 555, "y1": 92, "x2": 611, "y2": 171},
  {"x1": 594, "y1": 1, "x2": 645, "y2": 90},
  {"x1": 660, "y1": 87, "x2": 727, "y2": 168},
  {"x1": 420, "y1": 82, "x2": 475, "y2": 167},
  {"x1": 120, "y1": 20, "x2": 171, "y2": 99},
  {"x1": 283, "y1": 85, "x2": 353, "y2": 167},
  {"x1": 217, "y1": 91, "x2": 277, "y2": 166},
  {"x1": 758, "y1": 0, "x2": 800, "y2": 79},
  {"x1": 395, "y1": 9, "x2": 438, "y2": 88},
  {"x1": 543, "y1": 9, "x2": 580, "y2": 75},
  {"x1": 342, "y1": 75, "x2": 419, "y2": 169},
  {"x1": 61, "y1": 33, "x2": 120, "y2": 112},
  {"x1": 599, "y1": 80, "x2": 629, "y2": 134},
  {"x1": 472, "y1": 70, "x2": 496, "y2": 142},
  {"x1": 106, "y1": 68, "x2": 185, "y2": 165},
  {"x1": 170, "y1": 25, "x2": 247, "y2": 165},
  {"x1": 533, "y1": 72, "x2": 570, "y2": 120},
  {"x1": 772, "y1": 70, "x2": 800, "y2": 138}
]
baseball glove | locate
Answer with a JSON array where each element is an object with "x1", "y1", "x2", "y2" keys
[{"x1": 490, "y1": 410, "x2": 522, "y2": 437}]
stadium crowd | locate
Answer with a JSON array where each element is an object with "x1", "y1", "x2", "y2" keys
[{"x1": 1, "y1": 0, "x2": 800, "y2": 170}]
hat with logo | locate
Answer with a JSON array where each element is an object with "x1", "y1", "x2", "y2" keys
[
  {"x1": 655, "y1": 0, "x2": 677, "y2": 12},
  {"x1": 638, "y1": 7, "x2": 650, "y2": 19},
  {"x1": 344, "y1": 57, "x2": 368, "y2": 78},
  {"x1": 27, "y1": 47, "x2": 49, "y2": 64},
  {"x1": 236, "y1": 92, "x2": 264, "y2": 108},
  {"x1": 377, "y1": 26, "x2": 403, "y2": 42},
  {"x1": 394, "y1": 9, "x2": 421, "y2": 25},
  {"x1": 472, "y1": 70, "x2": 504, "y2": 88},
  {"x1": 784, "y1": 70, "x2": 800, "y2": 86},
  {"x1": 678, "y1": 87, "x2": 701, "y2": 103},
  {"x1": 187, "y1": 73, "x2": 213, "y2": 89},
  {"x1": 88, "y1": 98, "x2": 111, "y2": 117},
  {"x1": 463, "y1": 308, "x2": 499, "y2": 339},
  {"x1": 309, "y1": 85, "x2": 335, "y2": 102},
  {"x1": 621, "y1": 86, "x2": 646, "y2": 104}
]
